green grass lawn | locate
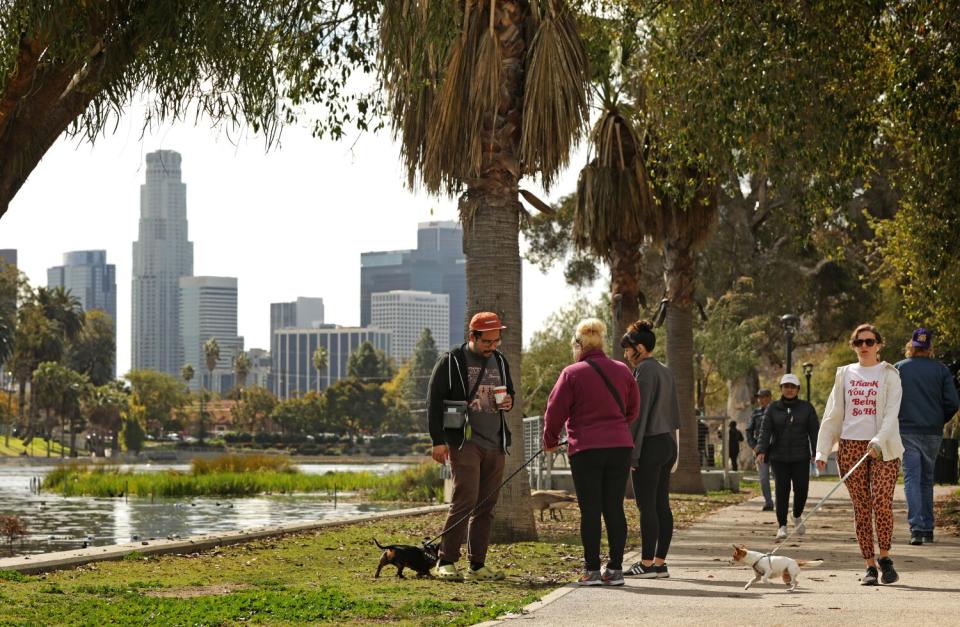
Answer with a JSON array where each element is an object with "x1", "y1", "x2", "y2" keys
[
  {"x1": 0, "y1": 436, "x2": 75, "y2": 458},
  {"x1": 0, "y1": 490, "x2": 751, "y2": 625}
]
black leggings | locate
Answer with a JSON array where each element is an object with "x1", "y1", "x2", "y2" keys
[
  {"x1": 569, "y1": 447, "x2": 632, "y2": 571},
  {"x1": 632, "y1": 432, "x2": 677, "y2": 561},
  {"x1": 771, "y1": 460, "x2": 811, "y2": 527}
]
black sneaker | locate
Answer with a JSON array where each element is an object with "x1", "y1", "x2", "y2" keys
[
  {"x1": 910, "y1": 533, "x2": 923, "y2": 546},
  {"x1": 762, "y1": 503, "x2": 774, "y2": 511},
  {"x1": 878, "y1": 557, "x2": 898, "y2": 584},
  {"x1": 923, "y1": 531, "x2": 934, "y2": 544},
  {"x1": 656, "y1": 563, "x2": 670, "y2": 578},
  {"x1": 861, "y1": 566, "x2": 879, "y2": 586},
  {"x1": 625, "y1": 561, "x2": 658, "y2": 578}
]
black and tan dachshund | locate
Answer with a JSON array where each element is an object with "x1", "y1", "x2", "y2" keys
[{"x1": 374, "y1": 539, "x2": 439, "y2": 578}]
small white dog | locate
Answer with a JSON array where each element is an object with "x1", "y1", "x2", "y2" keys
[{"x1": 731, "y1": 544, "x2": 823, "y2": 592}]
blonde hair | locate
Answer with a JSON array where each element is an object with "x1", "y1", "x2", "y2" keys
[
  {"x1": 904, "y1": 341, "x2": 933, "y2": 358},
  {"x1": 574, "y1": 318, "x2": 606, "y2": 351}
]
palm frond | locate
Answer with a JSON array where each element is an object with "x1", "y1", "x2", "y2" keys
[
  {"x1": 573, "y1": 108, "x2": 658, "y2": 258},
  {"x1": 521, "y1": 0, "x2": 590, "y2": 190},
  {"x1": 423, "y1": 6, "x2": 485, "y2": 193},
  {"x1": 379, "y1": 1, "x2": 459, "y2": 189},
  {"x1": 470, "y1": 2, "x2": 502, "y2": 174}
]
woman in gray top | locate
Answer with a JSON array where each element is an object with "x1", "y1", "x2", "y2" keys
[{"x1": 621, "y1": 320, "x2": 681, "y2": 579}]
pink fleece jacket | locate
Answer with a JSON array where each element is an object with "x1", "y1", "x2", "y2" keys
[{"x1": 542, "y1": 348, "x2": 639, "y2": 456}]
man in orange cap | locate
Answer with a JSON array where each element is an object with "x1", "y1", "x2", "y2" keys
[{"x1": 427, "y1": 311, "x2": 515, "y2": 582}]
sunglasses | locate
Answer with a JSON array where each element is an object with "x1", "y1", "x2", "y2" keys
[{"x1": 852, "y1": 338, "x2": 877, "y2": 347}]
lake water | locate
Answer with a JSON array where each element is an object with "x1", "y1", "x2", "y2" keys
[{"x1": 0, "y1": 462, "x2": 417, "y2": 556}]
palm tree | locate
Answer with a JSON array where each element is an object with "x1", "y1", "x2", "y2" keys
[
  {"x1": 233, "y1": 352, "x2": 251, "y2": 396},
  {"x1": 574, "y1": 104, "x2": 657, "y2": 346},
  {"x1": 378, "y1": 0, "x2": 590, "y2": 542},
  {"x1": 200, "y1": 339, "x2": 220, "y2": 447},
  {"x1": 180, "y1": 364, "x2": 195, "y2": 391},
  {"x1": 312, "y1": 346, "x2": 327, "y2": 393}
]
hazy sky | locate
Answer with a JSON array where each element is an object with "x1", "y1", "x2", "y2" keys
[{"x1": 0, "y1": 104, "x2": 603, "y2": 376}]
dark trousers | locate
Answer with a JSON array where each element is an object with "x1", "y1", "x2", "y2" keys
[
  {"x1": 439, "y1": 442, "x2": 505, "y2": 565},
  {"x1": 633, "y1": 432, "x2": 677, "y2": 561},
  {"x1": 569, "y1": 447, "x2": 632, "y2": 571},
  {"x1": 771, "y1": 460, "x2": 811, "y2": 527},
  {"x1": 729, "y1": 452, "x2": 739, "y2": 471}
]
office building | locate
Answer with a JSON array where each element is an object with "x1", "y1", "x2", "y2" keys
[
  {"x1": 360, "y1": 221, "x2": 465, "y2": 349},
  {"x1": 371, "y1": 291, "x2": 449, "y2": 363},
  {"x1": 272, "y1": 326, "x2": 391, "y2": 400},
  {"x1": 132, "y1": 150, "x2": 194, "y2": 376},
  {"x1": 246, "y1": 348, "x2": 271, "y2": 389},
  {"x1": 270, "y1": 297, "x2": 325, "y2": 336},
  {"x1": 47, "y1": 250, "x2": 117, "y2": 324},
  {"x1": 47, "y1": 250, "x2": 118, "y2": 377},
  {"x1": 0, "y1": 249, "x2": 15, "y2": 268},
  {"x1": 179, "y1": 276, "x2": 243, "y2": 393}
]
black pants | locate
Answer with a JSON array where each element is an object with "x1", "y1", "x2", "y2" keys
[
  {"x1": 569, "y1": 447, "x2": 632, "y2": 571},
  {"x1": 632, "y1": 432, "x2": 677, "y2": 561},
  {"x1": 771, "y1": 460, "x2": 811, "y2": 527},
  {"x1": 729, "y1": 452, "x2": 739, "y2": 471}
]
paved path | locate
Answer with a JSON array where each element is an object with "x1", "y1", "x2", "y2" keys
[{"x1": 484, "y1": 481, "x2": 960, "y2": 626}]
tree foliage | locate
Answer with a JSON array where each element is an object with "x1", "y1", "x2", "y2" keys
[
  {"x1": 125, "y1": 369, "x2": 186, "y2": 436},
  {"x1": 65, "y1": 309, "x2": 116, "y2": 386},
  {"x1": 0, "y1": 0, "x2": 383, "y2": 217},
  {"x1": 348, "y1": 341, "x2": 394, "y2": 383}
]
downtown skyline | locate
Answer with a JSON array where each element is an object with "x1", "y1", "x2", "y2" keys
[{"x1": 0, "y1": 105, "x2": 603, "y2": 378}]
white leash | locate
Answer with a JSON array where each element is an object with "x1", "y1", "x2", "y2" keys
[{"x1": 760, "y1": 449, "x2": 873, "y2": 565}]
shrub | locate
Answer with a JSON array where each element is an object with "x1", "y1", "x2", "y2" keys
[
  {"x1": 192, "y1": 453, "x2": 296, "y2": 475},
  {"x1": 0, "y1": 515, "x2": 27, "y2": 550}
]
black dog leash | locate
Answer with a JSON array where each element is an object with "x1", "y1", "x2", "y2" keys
[{"x1": 424, "y1": 439, "x2": 566, "y2": 548}]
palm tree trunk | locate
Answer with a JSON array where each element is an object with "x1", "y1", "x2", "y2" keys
[
  {"x1": 609, "y1": 242, "x2": 642, "y2": 359},
  {"x1": 459, "y1": 0, "x2": 537, "y2": 543},
  {"x1": 663, "y1": 239, "x2": 706, "y2": 493}
]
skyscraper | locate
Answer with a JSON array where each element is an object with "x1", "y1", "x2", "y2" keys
[
  {"x1": 270, "y1": 297, "x2": 325, "y2": 338},
  {"x1": 179, "y1": 276, "x2": 243, "y2": 393},
  {"x1": 360, "y1": 221, "x2": 465, "y2": 349},
  {"x1": 47, "y1": 250, "x2": 117, "y2": 324},
  {"x1": 0, "y1": 249, "x2": 15, "y2": 268},
  {"x1": 371, "y1": 291, "x2": 449, "y2": 363},
  {"x1": 48, "y1": 250, "x2": 118, "y2": 377},
  {"x1": 132, "y1": 150, "x2": 194, "y2": 376}
]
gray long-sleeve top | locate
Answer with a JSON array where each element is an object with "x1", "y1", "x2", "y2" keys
[{"x1": 630, "y1": 357, "x2": 681, "y2": 465}]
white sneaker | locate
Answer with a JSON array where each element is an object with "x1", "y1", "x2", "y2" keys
[
  {"x1": 775, "y1": 525, "x2": 788, "y2": 541},
  {"x1": 793, "y1": 516, "x2": 806, "y2": 536}
]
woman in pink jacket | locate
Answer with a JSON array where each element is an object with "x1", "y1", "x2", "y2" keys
[{"x1": 543, "y1": 318, "x2": 639, "y2": 587}]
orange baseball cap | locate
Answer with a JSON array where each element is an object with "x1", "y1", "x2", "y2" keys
[{"x1": 469, "y1": 312, "x2": 507, "y2": 332}]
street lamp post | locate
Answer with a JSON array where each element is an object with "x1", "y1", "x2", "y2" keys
[
  {"x1": 802, "y1": 362, "x2": 814, "y2": 403},
  {"x1": 779, "y1": 314, "x2": 801, "y2": 374}
]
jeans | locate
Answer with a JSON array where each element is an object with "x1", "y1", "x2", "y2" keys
[
  {"x1": 757, "y1": 459, "x2": 773, "y2": 506},
  {"x1": 771, "y1": 460, "x2": 811, "y2": 527},
  {"x1": 902, "y1": 433, "x2": 942, "y2": 534},
  {"x1": 570, "y1": 447, "x2": 632, "y2": 571},
  {"x1": 632, "y1": 433, "x2": 677, "y2": 561}
]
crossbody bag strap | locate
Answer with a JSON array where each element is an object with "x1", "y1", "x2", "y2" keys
[{"x1": 584, "y1": 358, "x2": 625, "y2": 417}]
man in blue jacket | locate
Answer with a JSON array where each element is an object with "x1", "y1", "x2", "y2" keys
[{"x1": 895, "y1": 328, "x2": 960, "y2": 545}]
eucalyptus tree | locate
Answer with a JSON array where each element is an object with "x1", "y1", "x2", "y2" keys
[{"x1": 378, "y1": 0, "x2": 591, "y2": 540}]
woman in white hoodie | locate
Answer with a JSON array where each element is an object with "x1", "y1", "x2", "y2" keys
[{"x1": 815, "y1": 323, "x2": 904, "y2": 587}]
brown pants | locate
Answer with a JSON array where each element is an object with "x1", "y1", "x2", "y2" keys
[
  {"x1": 838, "y1": 439, "x2": 901, "y2": 560},
  {"x1": 439, "y1": 442, "x2": 505, "y2": 565}
]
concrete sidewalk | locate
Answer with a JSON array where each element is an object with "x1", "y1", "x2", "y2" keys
[{"x1": 485, "y1": 481, "x2": 960, "y2": 626}]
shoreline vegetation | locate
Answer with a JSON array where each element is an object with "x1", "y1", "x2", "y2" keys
[
  {"x1": 41, "y1": 454, "x2": 444, "y2": 502},
  {"x1": 0, "y1": 491, "x2": 753, "y2": 625}
]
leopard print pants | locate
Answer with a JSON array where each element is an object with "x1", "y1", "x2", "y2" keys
[{"x1": 838, "y1": 439, "x2": 901, "y2": 560}]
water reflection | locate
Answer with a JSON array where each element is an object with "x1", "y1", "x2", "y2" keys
[{"x1": 0, "y1": 462, "x2": 417, "y2": 556}]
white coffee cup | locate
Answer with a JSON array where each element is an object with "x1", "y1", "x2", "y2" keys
[{"x1": 493, "y1": 385, "x2": 508, "y2": 406}]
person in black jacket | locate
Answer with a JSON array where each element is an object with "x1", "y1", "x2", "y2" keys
[
  {"x1": 426, "y1": 312, "x2": 515, "y2": 582},
  {"x1": 728, "y1": 421, "x2": 744, "y2": 471},
  {"x1": 757, "y1": 373, "x2": 819, "y2": 542}
]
